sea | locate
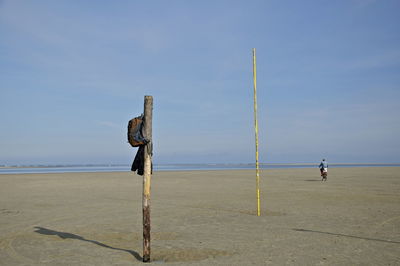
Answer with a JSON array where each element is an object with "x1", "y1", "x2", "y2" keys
[{"x1": 1, "y1": 163, "x2": 399, "y2": 174}]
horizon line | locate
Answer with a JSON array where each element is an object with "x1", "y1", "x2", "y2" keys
[{"x1": 2, "y1": 162, "x2": 400, "y2": 169}]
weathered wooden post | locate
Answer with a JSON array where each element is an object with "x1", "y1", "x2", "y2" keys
[{"x1": 142, "y1": 95, "x2": 153, "y2": 262}]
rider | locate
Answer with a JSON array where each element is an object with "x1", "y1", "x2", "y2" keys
[{"x1": 319, "y1": 159, "x2": 328, "y2": 176}]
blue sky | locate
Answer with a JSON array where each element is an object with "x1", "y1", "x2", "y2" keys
[{"x1": 1, "y1": 0, "x2": 399, "y2": 165}]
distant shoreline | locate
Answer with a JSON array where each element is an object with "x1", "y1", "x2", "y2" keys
[
  {"x1": 3, "y1": 163, "x2": 398, "y2": 170},
  {"x1": 1, "y1": 163, "x2": 400, "y2": 169},
  {"x1": 0, "y1": 164, "x2": 127, "y2": 169}
]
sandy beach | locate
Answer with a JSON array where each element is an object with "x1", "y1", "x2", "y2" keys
[{"x1": 0, "y1": 167, "x2": 399, "y2": 265}]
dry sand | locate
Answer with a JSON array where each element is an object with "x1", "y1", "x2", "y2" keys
[{"x1": 0, "y1": 167, "x2": 399, "y2": 265}]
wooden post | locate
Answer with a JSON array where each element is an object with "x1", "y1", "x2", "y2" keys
[
  {"x1": 252, "y1": 48, "x2": 261, "y2": 216},
  {"x1": 142, "y1": 95, "x2": 153, "y2": 262}
]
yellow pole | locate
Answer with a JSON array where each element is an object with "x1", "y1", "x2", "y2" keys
[{"x1": 253, "y1": 48, "x2": 261, "y2": 216}]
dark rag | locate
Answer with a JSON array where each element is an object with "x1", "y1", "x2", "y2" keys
[{"x1": 131, "y1": 145, "x2": 152, "y2": 175}]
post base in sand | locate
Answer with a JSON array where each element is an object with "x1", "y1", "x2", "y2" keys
[{"x1": 143, "y1": 255, "x2": 150, "y2": 263}]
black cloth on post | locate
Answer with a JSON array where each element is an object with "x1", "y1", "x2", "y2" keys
[
  {"x1": 131, "y1": 145, "x2": 153, "y2": 176},
  {"x1": 131, "y1": 145, "x2": 145, "y2": 175}
]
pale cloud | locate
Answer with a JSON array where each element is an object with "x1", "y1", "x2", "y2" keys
[
  {"x1": 97, "y1": 121, "x2": 119, "y2": 128},
  {"x1": 265, "y1": 99, "x2": 400, "y2": 158},
  {"x1": 0, "y1": 0, "x2": 170, "y2": 53},
  {"x1": 346, "y1": 50, "x2": 400, "y2": 70},
  {"x1": 353, "y1": 0, "x2": 377, "y2": 8}
]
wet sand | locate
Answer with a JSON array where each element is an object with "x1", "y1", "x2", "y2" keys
[{"x1": 0, "y1": 167, "x2": 399, "y2": 265}]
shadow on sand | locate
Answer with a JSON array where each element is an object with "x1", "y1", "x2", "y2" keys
[
  {"x1": 293, "y1": 228, "x2": 400, "y2": 244},
  {"x1": 304, "y1": 179, "x2": 322, "y2": 182},
  {"x1": 34, "y1": 226, "x2": 142, "y2": 261}
]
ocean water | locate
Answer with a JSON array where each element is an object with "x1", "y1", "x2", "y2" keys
[{"x1": 1, "y1": 163, "x2": 399, "y2": 174}]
